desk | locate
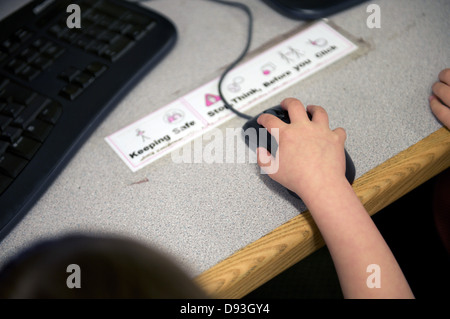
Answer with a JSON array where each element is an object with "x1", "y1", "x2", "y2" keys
[{"x1": 0, "y1": 0, "x2": 449, "y2": 299}]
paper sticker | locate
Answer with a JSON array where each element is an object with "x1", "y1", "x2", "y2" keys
[
  {"x1": 105, "y1": 100, "x2": 206, "y2": 170},
  {"x1": 106, "y1": 21, "x2": 359, "y2": 172}
]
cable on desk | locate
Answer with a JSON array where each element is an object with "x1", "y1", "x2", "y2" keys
[
  {"x1": 135, "y1": 0, "x2": 254, "y2": 120},
  {"x1": 209, "y1": 0, "x2": 254, "y2": 120}
]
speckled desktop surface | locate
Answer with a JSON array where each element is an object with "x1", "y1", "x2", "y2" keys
[{"x1": 0, "y1": 0, "x2": 448, "y2": 277}]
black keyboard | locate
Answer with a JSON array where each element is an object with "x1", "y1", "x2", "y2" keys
[{"x1": 0, "y1": 0, "x2": 177, "y2": 240}]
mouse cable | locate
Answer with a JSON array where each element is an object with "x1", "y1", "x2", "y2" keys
[
  {"x1": 209, "y1": 0, "x2": 254, "y2": 120},
  {"x1": 135, "y1": 0, "x2": 254, "y2": 120}
]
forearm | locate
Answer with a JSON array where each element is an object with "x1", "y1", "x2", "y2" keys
[{"x1": 300, "y1": 178, "x2": 414, "y2": 299}]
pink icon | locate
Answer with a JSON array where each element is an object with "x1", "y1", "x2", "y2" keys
[
  {"x1": 261, "y1": 62, "x2": 276, "y2": 75},
  {"x1": 167, "y1": 113, "x2": 181, "y2": 123},
  {"x1": 164, "y1": 109, "x2": 184, "y2": 123},
  {"x1": 205, "y1": 93, "x2": 221, "y2": 106},
  {"x1": 136, "y1": 129, "x2": 150, "y2": 142},
  {"x1": 308, "y1": 38, "x2": 328, "y2": 47}
]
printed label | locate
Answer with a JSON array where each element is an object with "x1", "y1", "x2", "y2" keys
[{"x1": 106, "y1": 21, "x2": 358, "y2": 172}]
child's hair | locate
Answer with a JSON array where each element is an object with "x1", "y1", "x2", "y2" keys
[{"x1": 0, "y1": 233, "x2": 206, "y2": 298}]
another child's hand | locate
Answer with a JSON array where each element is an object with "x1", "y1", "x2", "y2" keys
[
  {"x1": 430, "y1": 68, "x2": 450, "y2": 129},
  {"x1": 256, "y1": 98, "x2": 347, "y2": 203}
]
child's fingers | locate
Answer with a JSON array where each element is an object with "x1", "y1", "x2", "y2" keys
[
  {"x1": 432, "y1": 82, "x2": 450, "y2": 107},
  {"x1": 256, "y1": 147, "x2": 275, "y2": 173},
  {"x1": 280, "y1": 98, "x2": 309, "y2": 123},
  {"x1": 257, "y1": 113, "x2": 287, "y2": 138},
  {"x1": 333, "y1": 127, "x2": 347, "y2": 145},
  {"x1": 438, "y1": 68, "x2": 450, "y2": 86},
  {"x1": 430, "y1": 95, "x2": 450, "y2": 128},
  {"x1": 306, "y1": 104, "x2": 329, "y2": 126}
]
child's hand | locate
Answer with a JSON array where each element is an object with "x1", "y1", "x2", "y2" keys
[
  {"x1": 256, "y1": 98, "x2": 347, "y2": 202},
  {"x1": 257, "y1": 99, "x2": 415, "y2": 299},
  {"x1": 430, "y1": 68, "x2": 450, "y2": 129}
]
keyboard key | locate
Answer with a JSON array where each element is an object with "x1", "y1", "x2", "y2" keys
[
  {"x1": 60, "y1": 83, "x2": 83, "y2": 100},
  {"x1": 38, "y1": 102, "x2": 62, "y2": 124},
  {"x1": 9, "y1": 136, "x2": 41, "y2": 160},
  {"x1": 97, "y1": 30, "x2": 120, "y2": 44},
  {"x1": 85, "y1": 62, "x2": 107, "y2": 77},
  {"x1": 1, "y1": 103, "x2": 25, "y2": 118},
  {"x1": 0, "y1": 77, "x2": 9, "y2": 90},
  {"x1": 0, "y1": 52, "x2": 8, "y2": 64},
  {"x1": 48, "y1": 23, "x2": 67, "y2": 38},
  {"x1": 84, "y1": 9, "x2": 113, "y2": 25},
  {"x1": 13, "y1": 28, "x2": 33, "y2": 43},
  {"x1": 1, "y1": 126, "x2": 22, "y2": 143},
  {"x1": 73, "y1": 35, "x2": 92, "y2": 50},
  {"x1": 82, "y1": 0, "x2": 100, "y2": 8},
  {"x1": 96, "y1": 1, "x2": 126, "y2": 19},
  {"x1": 19, "y1": 47, "x2": 40, "y2": 63},
  {"x1": 92, "y1": 11, "x2": 115, "y2": 28},
  {"x1": 4, "y1": 82, "x2": 36, "y2": 105},
  {"x1": 59, "y1": 67, "x2": 81, "y2": 82},
  {"x1": 109, "y1": 20, "x2": 133, "y2": 35},
  {"x1": 0, "y1": 38, "x2": 20, "y2": 54},
  {"x1": 13, "y1": 95, "x2": 51, "y2": 129},
  {"x1": 121, "y1": 11, "x2": 154, "y2": 27},
  {"x1": 18, "y1": 65, "x2": 41, "y2": 81},
  {"x1": 102, "y1": 36, "x2": 133, "y2": 61},
  {"x1": 42, "y1": 43, "x2": 65, "y2": 59},
  {"x1": 124, "y1": 25, "x2": 148, "y2": 41},
  {"x1": 83, "y1": 25, "x2": 106, "y2": 39},
  {"x1": 0, "y1": 152, "x2": 28, "y2": 178},
  {"x1": 60, "y1": 30, "x2": 81, "y2": 44},
  {"x1": 31, "y1": 55, "x2": 53, "y2": 70},
  {"x1": 6, "y1": 58, "x2": 26, "y2": 75},
  {"x1": 0, "y1": 174, "x2": 13, "y2": 195},
  {"x1": 73, "y1": 72, "x2": 94, "y2": 88},
  {"x1": 24, "y1": 119, "x2": 52, "y2": 142},
  {"x1": 86, "y1": 40, "x2": 107, "y2": 56},
  {"x1": 32, "y1": 38, "x2": 51, "y2": 52},
  {"x1": 0, "y1": 141, "x2": 9, "y2": 155},
  {"x1": 0, "y1": 115, "x2": 12, "y2": 131}
]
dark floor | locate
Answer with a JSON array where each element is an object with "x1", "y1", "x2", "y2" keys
[{"x1": 244, "y1": 168, "x2": 450, "y2": 299}]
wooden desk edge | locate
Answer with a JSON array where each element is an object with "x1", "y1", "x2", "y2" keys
[{"x1": 195, "y1": 127, "x2": 450, "y2": 298}]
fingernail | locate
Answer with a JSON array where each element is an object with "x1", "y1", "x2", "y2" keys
[{"x1": 429, "y1": 95, "x2": 435, "y2": 102}]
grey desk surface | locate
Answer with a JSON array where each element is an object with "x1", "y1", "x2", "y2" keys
[{"x1": 0, "y1": 0, "x2": 448, "y2": 278}]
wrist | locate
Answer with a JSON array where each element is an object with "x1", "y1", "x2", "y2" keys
[
  {"x1": 296, "y1": 175, "x2": 358, "y2": 216},
  {"x1": 293, "y1": 174, "x2": 351, "y2": 203}
]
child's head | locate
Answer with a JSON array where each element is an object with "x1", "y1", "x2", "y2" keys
[{"x1": 0, "y1": 233, "x2": 206, "y2": 298}]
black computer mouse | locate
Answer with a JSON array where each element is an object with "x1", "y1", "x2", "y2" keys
[{"x1": 242, "y1": 105, "x2": 356, "y2": 200}]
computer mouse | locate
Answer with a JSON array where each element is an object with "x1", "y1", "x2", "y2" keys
[{"x1": 242, "y1": 105, "x2": 356, "y2": 199}]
